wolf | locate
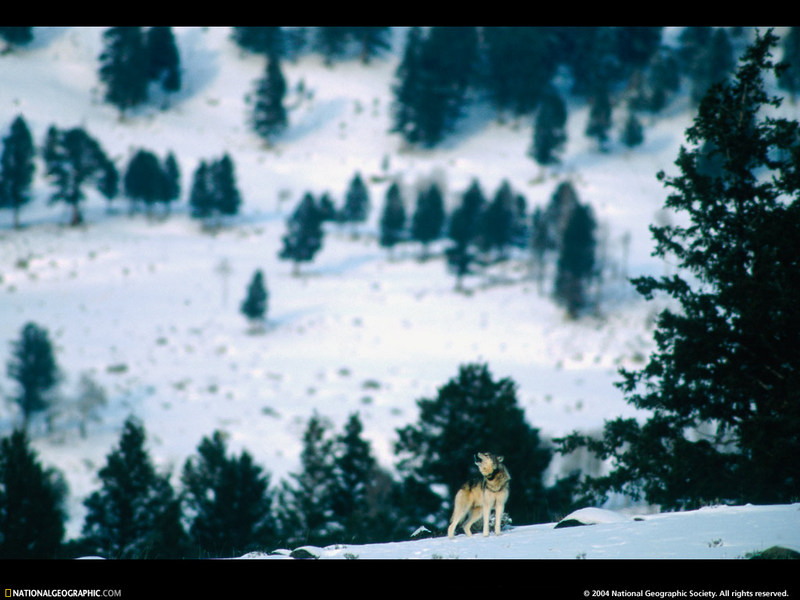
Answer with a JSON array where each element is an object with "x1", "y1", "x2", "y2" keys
[{"x1": 447, "y1": 452, "x2": 510, "y2": 538}]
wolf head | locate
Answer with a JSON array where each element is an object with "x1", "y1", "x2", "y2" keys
[{"x1": 474, "y1": 452, "x2": 503, "y2": 477}]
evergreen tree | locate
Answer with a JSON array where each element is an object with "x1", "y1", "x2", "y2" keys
[
  {"x1": 162, "y1": 152, "x2": 181, "y2": 210},
  {"x1": 146, "y1": 27, "x2": 181, "y2": 97},
  {"x1": 479, "y1": 180, "x2": 516, "y2": 260},
  {"x1": 181, "y1": 431, "x2": 276, "y2": 557},
  {"x1": 251, "y1": 55, "x2": 288, "y2": 145},
  {"x1": 778, "y1": 27, "x2": 800, "y2": 100},
  {"x1": 82, "y1": 418, "x2": 185, "y2": 558},
  {"x1": 688, "y1": 27, "x2": 735, "y2": 106},
  {"x1": 379, "y1": 181, "x2": 406, "y2": 256},
  {"x1": 96, "y1": 154, "x2": 120, "y2": 209},
  {"x1": 0, "y1": 27, "x2": 34, "y2": 53},
  {"x1": 568, "y1": 27, "x2": 624, "y2": 98},
  {"x1": 6, "y1": 323, "x2": 60, "y2": 433},
  {"x1": 481, "y1": 27, "x2": 560, "y2": 116},
  {"x1": 0, "y1": 115, "x2": 35, "y2": 228},
  {"x1": 554, "y1": 202, "x2": 598, "y2": 318},
  {"x1": 390, "y1": 27, "x2": 426, "y2": 145},
  {"x1": 0, "y1": 430, "x2": 66, "y2": 558},
  {"x1": 339, "y1": 172, "x2": 370, "y2": 233},
  {"x1": 330, "y1": 413, "x2": 399, "y2": 543},
  {"x1": 98, "y1": 27, "x2": 150, "y2": 115},
  {"x1": 276, "y1": 413, "x2": 338, "y2": 547},
  {"x1": 279, "y1": 193, "x2": 325, "y2": 275},
  {"x1": 351, "y1": 27, "x2": 392, "y2": 64},
  {"x1": 585, "y1": 86, "x2": 613, "y2": 151},
  {"x1": 446, "y1": 180, "x2": 486, "y2": 289},
  {"x1": 231, "y1": 27, "x2": 284, "y2": 58},
  {"x1": 43, "y1": 125, "x2": 113, "y2": 226},
  {"x1": 557, "y1": 31, "x2": 800, "y2": 509},
  {"x1": 315, "y1": 27, "x2": 352, "y2": 65},
  {"x1": 240, "y1": 269, "x2": 268, "y2": 325},
  {"x1": 621, "y1": 110, "x2": 644, "y2": 148},
  {"x1": 211, "y1": 154, "x2": 242, "y2": 217},
  {"x1": 189, "y1": 160, "x2": 214, "y2": 220},
  {"x1": 124, "y1": 149, "x2": 166, "y2": 212},
  {"x1": 615, "y1": 27, "x2": 663, "y2": 78},
  {"x1": 411, "y1": 183, "x2": 445, "y2": 259},
  {"x1": 531, "y1": 87, "x2": 567, "y2": 166},
  {"x1": 395, "y1": 363, "x2": 573, "y2": 527}
]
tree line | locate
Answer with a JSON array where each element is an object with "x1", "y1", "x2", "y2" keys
[{"x1": 1, "y1": 360, "x2": 577, "y2": 558}]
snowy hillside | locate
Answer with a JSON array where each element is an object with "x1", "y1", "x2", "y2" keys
[{"x1": 1, "y1": 26, "x2": 798, "y2": 570}]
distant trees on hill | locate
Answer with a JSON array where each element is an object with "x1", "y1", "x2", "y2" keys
[
  {"x1": 0, "y1": 115, "x2": 35, "y2": 229},
  {"x1": 189, "y1": 154, "x2": 243, "y2": 226},
  {"x1": 98, "y1": 27, "x2": 182, "y2": 115}
]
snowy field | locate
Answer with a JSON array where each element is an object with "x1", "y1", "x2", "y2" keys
[{"x1": 1, "y1": 27, "x2": 799, "y2": 572}]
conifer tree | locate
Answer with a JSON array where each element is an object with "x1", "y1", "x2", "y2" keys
[
  {"x1": 82, "y1": 418, "x2": 185, "y2": 558},
  {"x1": 162, "y1": 152, "x2": 181, "y2": 210},
  {"x1": 557, "y1": 30, "x2": 800, "y2": 509},
  {"x1": 479, "y1": 180, "x2": 516, "y2": 260},
  {"x1": 531, "y1": 87, "x2": 567, "y2": 166},
  {"x1": 778, "y1": 27, "x2": 800, "y2": 100},
  {"x1": 43, "y1": 125, "x2": 113, "y2": 225},
  {"x1": 315, "y1": 27, "x2": 351, "y2": 65},
  {"x1": 340, "y1": 172, "x2": 370, "y2": 233},
  {"x1": 275, "y1": 413, "x2": 338, "y2": 547},
  {"x1": 0, "y1": 27, "x2": 34, "y2": 52},
  {"x1": 554, "y1": 202, "x2": 598, "y2": 318},
  {"x1": 395, "y1": 363, "x2": 571, "y2": 527},
  {"x1": 181, "y1": 431, "x2": 276, "y2": 557},
  {"x1": 0, "y1": 430, "x2": 66, "y2": 558},
  {"x1": 231, "y1": 27, "x2": 284, "y2": 58},
  {"x1": 379, "y1": 181, "x2": 406, "y2": 256},
  {"x1": 621, "y1": 110, "x2": 644, "y2": 148},
  {"x1": 98, "y1": 27, "x2": 150, "y2": 115},
  {"x1": 251, "y1": 55, "x2": 288, "y2": 145},
  {"x1": 0, "y1": 115, "x2": 35, "y2": 228},
  {"x1": 351, "y1": 27, "x2": 392, "y2": 64},
  {"x1": 6, "y1": 323, "x2": 60, "y2": 433},
  {"x1": 124, "y1": 149, "x2": 166, "y2": 213},
  {"x1": 585, "y1": 86, "x2": 613, "y2": 151},
  {"x1": 146, "y1": 27, "x2": 181, "y2": 97},
  {"x1": 279, "y1": 193, "x2": 325, "y2": 275},
  {"x1": 446, "y1": 180, "x2": 486, "y2": 289},
  {"x1": 411, "y1": 183, "x2": 445, "y2": 259},
  {"x1": 189, "y1": 160, "x2": 214, "y2": 220},
  {"x1": 240, "y1": 269, "x2": 268, "y2": 326},
  {"x1": 211, "y1": 154, "x2": 242, "y2": 217}
]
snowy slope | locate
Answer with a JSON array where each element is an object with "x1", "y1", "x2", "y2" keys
[{"x1": 1, "y1": 27, "x2": 798, "y2": 562}]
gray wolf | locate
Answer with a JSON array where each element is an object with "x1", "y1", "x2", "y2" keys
[{"x1": 447, "y1": 452, "x2": 510, "y2": 538}]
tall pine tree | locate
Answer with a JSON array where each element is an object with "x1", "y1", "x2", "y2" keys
[
  {"x1": 558, "y1": 30, "x2": 800, "y2": 509},
  {"x1": 0, "y1": 115, "x2": 35, "y2": 229},
  {"x1": 279, "y1": 193, "x2": 325, "y2": 275}
]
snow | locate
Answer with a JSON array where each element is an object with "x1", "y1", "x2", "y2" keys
[{"x1": 1, "y1": 27, "x2": 799, "y2": 573}]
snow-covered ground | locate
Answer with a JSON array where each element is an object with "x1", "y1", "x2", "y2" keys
[{"x1": 1, "y1": 27, "x2": 799, "y2": 569}]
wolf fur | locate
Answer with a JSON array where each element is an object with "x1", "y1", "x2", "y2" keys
[{"x1": 447, "y1": 452, "x2": 510, "y2": 538}]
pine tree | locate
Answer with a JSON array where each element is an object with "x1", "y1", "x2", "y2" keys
[
  {"x1": 339, "y1": 172, "x2": 370, "y2": 233},
  {"x1": 0, "y1": 115, "x2": 35, "y2": 228},
  {"x1": 231, "y1": 27, "x2": 284, "y2": 57},
  {"x1": 146, "y1": 27, "x2": 181, "y2": 96},
  {"x1": 315, "y1": 27, "x2": 351, "y2": 65},
  {"x1": 351, "y1": 27, "x2": 392, "y2": 64},
  {"x1": 251, "y1": 55, "x2": 288, "y2": 145},
  {"x1": 211, "y1": 154, "x2": 242, "y2": 217},
  {"x1": 479, "y1": 180, "x2": 516, "y2": 260},
  {"x1": 43, "y1": 125, "x2": 113, "y2": 226},
  {"x1": 688, "y1": 27, "x2": 735, "y2": 106},
  {"x1": 124, "y1": 149, "x2": 166, "y2": 213},
  {"x1": 554, "y1": 202, "x2": 598, "y2": 318},
  {"x1": 98, "y1": 27, "x2": 150, "y2": 115},
  {"x1": 557, "y1": 30, "x2": 800, "y2": 509},
  {"x1": 395, "y1": 363, "x2": 572, "y2": 527},
  {"x1": 181, "y1": 431, "x2": 276, "y2": 557},
  {"x1": 481, "y1": 27, "x2": 560, "y2": 116},
  {"x1": 0, "y1": 27, "x2": 34, "y2": 53},
  {"x1": 531, "y1": 87, "x2": 567, "y2": 166},
  {"x1": 585, "y1": 86, "x2": 613, "y2": 151},
  {"x1": 240, "y1": 269, "x2": 268, "y2": 326},
  {"x1": 0, "y1": 430, "x2": 66, "y2": 558},
  {"x1": 162, "y1": 152, "x2": 181, "y2": 210},
  {"x1": 6, "y1": 323, "x2": 60, "y2": 433},
  {"x1": 279, "y1": 193, "x2": 325, "y2": 275},
  {"x1": 411, "y1": 183, "x2": 445, "y2": 259},
  {"x1": 778, "y1": 27, "x2": 800, "y2": 101},
  {"x1": 82, "y1": 418, "x2": 185, "y2": 558},
  {"x1": 276, "y1": 413, "x2": 338, "y2": 547},
  {"x1": 189, "y1": 160, "x2": 214, "y2": 220},
  {"x1": 621, "y1": 110, "x2": 644, "y2": 148},
  {"x1": 379, "y1": 181, "x2": 406, "y2": 256},
  {"x1": 446, "y1": 180, "x2": 486, "y2": 289}
]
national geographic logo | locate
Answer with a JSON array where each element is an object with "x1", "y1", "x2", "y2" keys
[{"x1": 5, "y1": 590, "x2": 122, "y2": 598}]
